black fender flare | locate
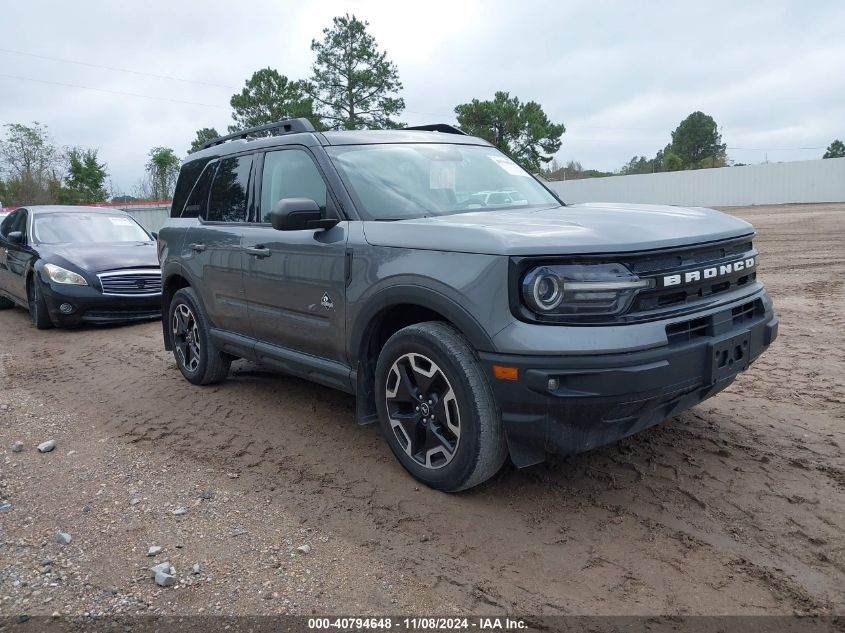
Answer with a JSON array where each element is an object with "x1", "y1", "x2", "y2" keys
[
  {"x1": 160, "y1": 261, "x2": 193, "y2": 350},
  {"x1": 348, "y1": 284, "x2": 496, "y2": 363},
  {"x1": 348, "y1": 285, "x2": 496, "y2": 425}
]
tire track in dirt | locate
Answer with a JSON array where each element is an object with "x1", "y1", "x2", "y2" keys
[{"x1": 2, "y1": 202, "x2": 844, "y2": 615}]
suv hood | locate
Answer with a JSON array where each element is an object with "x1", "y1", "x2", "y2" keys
[{"x1": 362, "y1": 203, "x2": 754, "y2": 255}]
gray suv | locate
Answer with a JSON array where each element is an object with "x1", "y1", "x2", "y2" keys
[{"x1": 159, "y1": 118, "x2": 778, "y2": 491}]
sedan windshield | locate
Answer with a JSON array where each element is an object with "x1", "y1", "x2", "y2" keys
[
  {"x1": 34, "y1": 213, "x2": 151, "y2": 244},
  {"x1": 326, "y1": 144, "x2": 560, "y2": 220}
]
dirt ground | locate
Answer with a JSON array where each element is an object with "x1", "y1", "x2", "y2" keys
[{"x1": 1, "y1": 202, "x2": 844, "y2": 621}]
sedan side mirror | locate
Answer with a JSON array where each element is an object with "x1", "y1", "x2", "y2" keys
[
  {"x1": 6, "y1": 231, "x2": 23, "y2": 245},
  {"x1": 270, "y1": 198, "x2": 339, "y2": 231}
]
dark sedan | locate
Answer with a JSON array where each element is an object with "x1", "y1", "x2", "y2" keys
[{"x1": 0, "y1": 205, "x2": 162, "y2": 329}]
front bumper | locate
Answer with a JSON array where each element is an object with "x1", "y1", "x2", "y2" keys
[
  {"x1": 39, "y1": 279, "x2": 161, "y2": 326},
  {"x1": 481, "y1": 295, "x2": 778, "y2": 467}
]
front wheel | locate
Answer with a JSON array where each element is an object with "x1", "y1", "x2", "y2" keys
[
  {"x1": 27, "y1": 277, "x2": 53, "y2": 330},
  {"x1": 168, "y1": 287, "x2": 230, "y2": 385},
  {"x1": 375, "y1": 322, "x2": 508, "y2": 492}
]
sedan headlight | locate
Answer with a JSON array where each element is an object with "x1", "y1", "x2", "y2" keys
[
  {"x1": 521, "y1": 263, "x2": 652, "y2": 317},
  {"x1": 43, "y1": 263, "x2": 88, "y2": 286}
]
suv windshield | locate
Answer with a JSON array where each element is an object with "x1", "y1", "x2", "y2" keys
[
  {"x1": 326, "y1": 144, "x2": 559, "y2": 220},
  {"x1": 34, "y1": 213, "x2": 151, "y2": 244}
]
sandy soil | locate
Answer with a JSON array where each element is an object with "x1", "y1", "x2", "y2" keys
[{"x1": 1, "y1": 202, "x2": 843, "y2": 620}]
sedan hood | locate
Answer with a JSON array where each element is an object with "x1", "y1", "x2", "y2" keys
[
  {"x1": 362, "y1": 203, "x2": 754, "y2": 255},
  {"x1": 41, "y1": 242, "x2": 159, "y2": 273}
]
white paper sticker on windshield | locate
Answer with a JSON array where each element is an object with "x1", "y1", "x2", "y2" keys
[
  {"x1": 488, "y1": 154, "x2": 529, "y2": 177},
  {"x1": 430, "y1": 163, "x2": 456, "y2": 189},
  {"x1": 108, "y1": 216, "x2": 133, "y2": 226}
]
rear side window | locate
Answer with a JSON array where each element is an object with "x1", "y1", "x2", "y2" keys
[
  {"x1": 171, "y1": 158, "x2": 212, "y2": 218},
  {"x1": 205, "y1": 155, "x2": 253, "y2": 222},
  {"x1": 181, "y1": 162, "x2": 217, "y2": 219},
  {"x1": 259, "y1": 149, "x2": 328, "y2": 222}
]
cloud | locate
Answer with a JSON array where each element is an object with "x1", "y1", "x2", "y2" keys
[{"x1": 1, "y1": 0, "x2": 843, "y2": 192}]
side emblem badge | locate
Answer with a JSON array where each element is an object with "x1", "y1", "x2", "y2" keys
[{"x1": 320, "y1": 292, "x2": 334, "y2": 310}]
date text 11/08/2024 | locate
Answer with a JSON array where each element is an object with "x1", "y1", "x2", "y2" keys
[{"x1": 306, "y1": 617, "x2": 528, "y2": 631}]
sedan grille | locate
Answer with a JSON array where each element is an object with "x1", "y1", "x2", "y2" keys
[{"x1": 98, "y1": 269, "x2": 162, "y2": 296}]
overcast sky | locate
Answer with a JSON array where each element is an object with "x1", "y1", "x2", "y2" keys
[{"x1": 2, "y1": 0, "x2": 844, "y2": 194}]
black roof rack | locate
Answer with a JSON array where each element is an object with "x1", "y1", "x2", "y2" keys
[
  {"x1": 199, "y1": 118, "x2": 316, "y2": 150},
  {"x1": 403, "y1": 123, "x2": 466, "y2": 135}
]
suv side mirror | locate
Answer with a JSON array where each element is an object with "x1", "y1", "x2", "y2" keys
[
  {"x1": 270, "y1": 198, "x2": 339, "y2": 231},
  {"x1": 6, "y1": 231, "x2": 23, "y2": 245}
]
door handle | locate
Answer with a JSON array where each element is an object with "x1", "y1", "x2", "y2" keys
[
  {"x1": 190, "y1": 243, "x2": 206, "y2": 253},
  {"x1": 245, "y1": 246, "x2": 271, "y2": 258}
]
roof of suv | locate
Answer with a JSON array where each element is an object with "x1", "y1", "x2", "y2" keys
[
  {"x1": 320, "y1": 129, "x2": 492, "y2": 146},
  {"x1": 187, "y1": 127, "x2": 492, "y2": 161}
]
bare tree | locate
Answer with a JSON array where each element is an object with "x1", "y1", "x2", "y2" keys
[{"x1": 0, "y1": 122, "x2": 64, "y2": 204}]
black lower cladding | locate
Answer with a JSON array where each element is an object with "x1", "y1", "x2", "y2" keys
[
  {"x1": 39, "y1": 279, "x2": 161, "y2": 325},
  {"x1": 481, "y1": 300, "x2": 778, "y2": 467}
]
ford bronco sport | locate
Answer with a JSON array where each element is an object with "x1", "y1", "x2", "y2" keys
[{"x1": 159, "y1": 118, "x2": 778, "y2": 491}]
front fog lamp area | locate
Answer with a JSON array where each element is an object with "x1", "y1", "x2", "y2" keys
[
  {"x1": 43, "y1": 263, "x2": 88, "y2": 286},
  {"x1": 521, "y1": 264, "x2": 653, "y2": 317}
]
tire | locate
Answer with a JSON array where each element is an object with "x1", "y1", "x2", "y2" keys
[
  {"x1": 0, "y1": 295, "x2": 13, "y2": 310},
  {"x1": 168, "y1": 287, "x2": 230, "y2": 385},
  {"x1": 375, "y1": 322, "x2": 508, "y2": 492},
  {"x1": 27, "y1": 277, "x2": 53, "y2": 330}
]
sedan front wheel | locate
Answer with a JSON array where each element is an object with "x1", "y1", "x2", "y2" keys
[{"x1": 27, "y1": 277, "x2": 53, "y2": 330}]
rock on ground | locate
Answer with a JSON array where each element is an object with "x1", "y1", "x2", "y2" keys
[
  {"x1": 149, "y1": 561, "x2": 172, "y2": 578},
  {"x1": 155, "y1": 570, "x2": 176, "y2": 587}
]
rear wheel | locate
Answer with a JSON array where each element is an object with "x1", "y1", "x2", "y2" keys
[
  {"x1": 168, "y1": 287, "x2": 230, "y2": 385},
  {"x1": 375, "y1": 322, "x2": 508, "y2": 492},
  {"x1": 0, "y1": 296, "x2": 13, "y2": 310},
  {"x1": 27, "y1": 278, "x2": 53, "y2": 330}
]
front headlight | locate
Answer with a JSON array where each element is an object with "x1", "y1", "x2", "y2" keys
[
  {"x1": 43, "y1": 263, "x2": 88, "y2": 286},
  {"x1": 521, "y1": 263, "x2": 652, "y2": 318}
]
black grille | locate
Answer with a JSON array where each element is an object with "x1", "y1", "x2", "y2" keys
[
  {"x1": 627, "y1": 240, "x2": 753, "y2": 274},
  {"x1": 732, "y1": 300, "x2": 758, "y2": 326},
  {"x1": 83, "y1": 308, "x2": 161, "y2": 322},
  {"x1": 666, "y1": 315, "x2": 710, "y2": 345},
  {"x1": 98, "y1": 270, "x2": 162, "y2": 296},
  {"x1": 628, "y1": 237, "x2": 758, "y2": 314},
  {"x1": 666, "y1": 299, "x2": 764, "y2": 346},
  {"x1": 635, "y1": 272, "x2": 756, "y2": 312}
]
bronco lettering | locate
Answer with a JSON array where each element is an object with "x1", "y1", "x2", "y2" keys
[{"x1": 663, "y1": 257, "x2": 756, "y2": 287}]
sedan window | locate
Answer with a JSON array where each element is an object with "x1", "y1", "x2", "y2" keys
[{"x1": 33, "y1": 213, "x2": 151, "y2": 244}]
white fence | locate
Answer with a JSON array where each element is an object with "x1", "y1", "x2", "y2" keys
[
  {"x1": 122, "y1": 204, "x2": 170, "y2": 232},
  {"x1": 546, "y1": 157, "x2": 845, "y2": 207}
]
